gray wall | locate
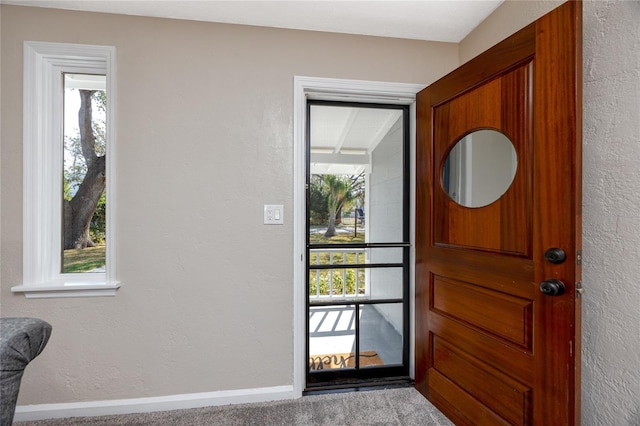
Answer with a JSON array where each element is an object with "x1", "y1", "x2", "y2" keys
[
  {"x1": 3, "y1": 3, "x2": 638, "y2": 422},
  {"x1": 461, "y1": 1, "x2": 640, "y2": 424},
  {"x1": 581, "y1": 2, "x2": 640, "y2": 423},
  {"x1": 0, "y1": 5, "x2": 458, "y2": 404}
]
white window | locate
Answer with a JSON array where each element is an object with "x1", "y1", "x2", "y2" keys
[{"x1": 12, "y1": 41, "x2": 119, "y2": 298}]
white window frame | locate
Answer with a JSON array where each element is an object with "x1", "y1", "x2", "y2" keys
[{"x1": 11, "y1": 41, "x2": 119, "y2": 298}]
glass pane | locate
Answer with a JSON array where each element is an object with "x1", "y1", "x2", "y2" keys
[
  {"x1": 443, "y1": 129, "x2": 517, "y2": 208},
  {"x1": 368, "y1": 123, "x2": 404, "y2": 243},
  {"x1": 308, "y1": 173, "x2": 366, "y2": 244},
  {"x1": 309, "y1": 267, "x2": 403, "y2": 302},
  {"x1": 62, "y1": 73, "x2": 107, "y2": 273},
  {"x1": 308, "y1": 105, "x2": 405, "y2": 244},
  {"x1": 368, "y1": 267, "x2": 404, "y2": 300},
  {"x1": 359, "y1": 304, "x2": 403, "y2": 367},
  {"x1": 308, "y1": 305, "x2": 356, "y2": 371},
  {"x1": 308, "y1": 268, "x2": 365, "y2": 300}
]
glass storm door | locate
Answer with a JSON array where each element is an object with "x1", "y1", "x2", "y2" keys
[{"x1": 305, "y1": 101, "x2": 410, "y2": 390}]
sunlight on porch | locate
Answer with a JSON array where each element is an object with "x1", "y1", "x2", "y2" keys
[{"x1": 308, "y1": 304, "x2": 403, "y2": 370}]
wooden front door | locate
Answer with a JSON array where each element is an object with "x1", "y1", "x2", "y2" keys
[{"x1": 415, "y1": 2, "x2": 582, "y2": 425}]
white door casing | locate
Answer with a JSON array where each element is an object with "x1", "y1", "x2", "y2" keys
[{"x1": 292, "y1": 76, "x2": 424, "y2": 395}]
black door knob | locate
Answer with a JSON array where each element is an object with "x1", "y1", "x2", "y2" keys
[
  {"x1": 539, "y1": 279, "x2": 566, "y2": 296},
  {"x1": 544, "y1": 248, "x2": 566, "y2": 264}
]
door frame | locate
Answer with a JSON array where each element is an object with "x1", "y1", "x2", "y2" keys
[{"x1": 293, "y1": 76, "x2": 424, "y2": 395}]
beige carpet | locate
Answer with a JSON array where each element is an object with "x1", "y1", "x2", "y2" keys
[
  {"x1": 308, "y1": 351, "x2": 383, "y2": 370},
  {"x1": 15, "y1": 387, "x2": 454, "y2": 426}
]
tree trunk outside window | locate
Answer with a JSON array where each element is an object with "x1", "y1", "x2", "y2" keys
[{"x1": 63, "y1": 90, "x2": 106, "y2": 250}]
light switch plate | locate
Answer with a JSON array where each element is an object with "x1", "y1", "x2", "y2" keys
[{"x1": 264, "y1": 204, "x2": 284, "y2": 225}]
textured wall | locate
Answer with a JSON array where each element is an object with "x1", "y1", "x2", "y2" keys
[
  {"x1": 459, "y1": 0, "x2": 564, "y2": 64},
  {"x1": 582, "y1": 1, "x2": 640, "y2": 424},
  {"x1": 0, "y1": 5, "x2": 457, "y2": 405},
  {"x1": 461, "y1": 1, "x2": 640, "y2": 424}
]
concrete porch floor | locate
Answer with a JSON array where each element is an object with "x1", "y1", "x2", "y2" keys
[{"x1": 308, "y1": 304, "x2": 403, "y2": 367}]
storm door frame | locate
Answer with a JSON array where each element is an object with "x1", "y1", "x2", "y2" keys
[{"x1": 304, "y1": 100, "x2": 411, "y2": 391}]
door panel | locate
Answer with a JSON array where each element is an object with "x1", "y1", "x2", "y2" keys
[
  {"x1": 432, "y1": 337, "x2": 532, "y2": 426},
  {"x1": 432, "y1": 276, "x2": 533, "y2": 349},
  {"x1": 416, "y1": 2, "x2": 581, "y2": 425}
]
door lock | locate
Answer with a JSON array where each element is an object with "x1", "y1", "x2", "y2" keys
[
  {"x1": 539, "y1": 279, "x2": 566, "y2": 296},
  {"x1": 544, "y1": 248, "x2": 566, "y2": 264}
]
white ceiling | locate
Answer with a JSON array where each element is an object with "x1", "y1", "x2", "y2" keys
[{"x1": 3, "y1": 0, "x2": 504, "y2": 43}]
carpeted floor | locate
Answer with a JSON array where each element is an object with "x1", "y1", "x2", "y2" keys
[{"x1": 15, "y1": 387, "x2": 454, "y2": 425}]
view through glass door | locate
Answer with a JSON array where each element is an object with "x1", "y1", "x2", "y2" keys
[{"x1": 305, "y1": 101, "x2": 410, "y2": 389}]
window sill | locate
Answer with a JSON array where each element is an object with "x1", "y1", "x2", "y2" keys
[{"x1": 11, "y1": 281, "x2": 121, "y2": 299}]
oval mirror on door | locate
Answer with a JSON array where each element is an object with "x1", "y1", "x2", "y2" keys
[{"x1": 442, "y1": 129, "x2": 517, "y2": 208}]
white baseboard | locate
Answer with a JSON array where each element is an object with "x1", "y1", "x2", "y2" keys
[{"x1": 14, "y1": 385, "x2": 296, "y2": 422}]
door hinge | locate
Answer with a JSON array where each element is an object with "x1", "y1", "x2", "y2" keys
[
  {"x1": 576, "y1": 250, "x2": 582, "y2": 265},
  {"x1": 576, "y1": 281, "x2": 584, "y2": 298}
]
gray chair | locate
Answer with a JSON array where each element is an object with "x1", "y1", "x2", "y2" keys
[{"x1": 0, "y1": 318, "x2": 52, "y2": 425}]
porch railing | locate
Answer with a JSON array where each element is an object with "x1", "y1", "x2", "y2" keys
[{"x1": 308, "y1": 248, "x2": 367, "y2": 301}]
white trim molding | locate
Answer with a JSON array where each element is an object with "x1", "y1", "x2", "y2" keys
[
  {"x1": 14, "y1": 385, "x2": 295, "y2": 422},
  {"x1": 13, "y1": 41, "x2": 119, "y2": 298},
  {"x1": 292, "y1": 76, "x2": 424, "y2": 395}
]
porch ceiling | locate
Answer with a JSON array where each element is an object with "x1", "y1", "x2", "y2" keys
[{"x1": 309, "y1": 106, "x2": 401, "y2": 176}]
